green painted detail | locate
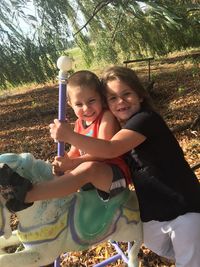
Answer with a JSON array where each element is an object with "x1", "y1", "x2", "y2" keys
[{"x1": 74, "y1": 189, "x2": 131, "y2": 241}]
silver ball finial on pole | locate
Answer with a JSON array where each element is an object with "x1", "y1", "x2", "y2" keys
[{"x1": 57, "y1": 56, "x2": 72, "y2": 80}]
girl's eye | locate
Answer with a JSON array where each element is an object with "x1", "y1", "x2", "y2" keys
[
  {"x1": 108, "y1": 96, "x2": 116, "y2": 102},
  {"x1": 88, "y1": 99, "x2": 96, "y2": 104},
  {"x1": 123, "y1": 92, "x2": 131, "y2": 97},
  {"x1": 75, "y1": 103, "x2": 82, "y2": 107}
]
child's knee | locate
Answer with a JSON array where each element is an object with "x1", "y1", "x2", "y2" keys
[{"x1": 78, "y1": 161, "x2": 100, "y2": 175}]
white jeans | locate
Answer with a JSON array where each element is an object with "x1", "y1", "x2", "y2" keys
[{"x1": 143, "y1": 212, "x2": 200, "y2": 267}]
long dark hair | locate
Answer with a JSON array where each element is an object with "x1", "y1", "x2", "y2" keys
[{"x1": 101, "y1": 66, "x2": 155, "y2": 110}]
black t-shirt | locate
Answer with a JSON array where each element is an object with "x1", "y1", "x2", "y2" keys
[{"x1": 124, "y1": 109, "x2": 200, "y2": 222}]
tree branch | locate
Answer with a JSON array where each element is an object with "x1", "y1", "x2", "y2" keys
[
  {"x1": 187, "y1": 8, "x2": 200, "y2": 14},
  {"x1": 111, "y1": 13, "x2": 124, "y2": 41},
  {"x1": 74, "y1": 0, "x2": 115, "y2": 36}
]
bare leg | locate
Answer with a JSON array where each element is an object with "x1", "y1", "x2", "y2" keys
[{"x1": 25, "y1": 161, "x2": 113, "y2": 202}]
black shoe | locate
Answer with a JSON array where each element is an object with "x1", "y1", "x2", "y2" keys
[{"x1": 0, "y1": 163, "x2": 33, "y2": 212}]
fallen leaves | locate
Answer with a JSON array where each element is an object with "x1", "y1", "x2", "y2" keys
[{"x1": 0, "y1": 53, "x2": 199, "y2": 266}]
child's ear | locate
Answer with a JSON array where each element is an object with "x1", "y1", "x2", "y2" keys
[{"x1": 67, "y1": 100, "x2": 72, "y2": 107}]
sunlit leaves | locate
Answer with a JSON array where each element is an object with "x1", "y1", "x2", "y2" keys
[{"x1": 0, "y1": 0, "x2": 199, "y2": 88}]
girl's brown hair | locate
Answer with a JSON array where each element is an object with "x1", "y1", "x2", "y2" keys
[
  {"x1": 68, "y1": 70, "x2": 101, "y2": 90},
  {"x1": 67, "y1": 70, "x2": 105, "y2": 103},
  {"x1": 101, "y1": 66, "x2": 154, "y2": 110}
]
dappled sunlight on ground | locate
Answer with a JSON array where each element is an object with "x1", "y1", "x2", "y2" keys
[{"x1": 0, "y1": 51, "x2": 199, "y2": 266}]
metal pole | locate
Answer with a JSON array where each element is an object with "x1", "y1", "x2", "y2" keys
[
  {"x1": 57, "y1": 80, "x2": 66, "y2": 156},
  {"x1": 110, "y1": 241, "x2": 129, "y2": 263},
  {"x1": 52, "y1": 56, "x2": 72, "y2": 267},
  {"x1": 56, "y1": 56, "x2": 72, "y2": 157},
  {"x1": 93, "y1": 254, "x2": 121, "y2": 267}
]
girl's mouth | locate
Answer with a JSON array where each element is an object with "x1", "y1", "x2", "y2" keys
[
  {"x1": 117, "y1": 107, "x2": 129, "y2": 112},
  {"x1": 84, "y1": 112, "x2": 95, "y2": 118}
]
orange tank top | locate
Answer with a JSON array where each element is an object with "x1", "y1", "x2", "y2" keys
[{"x1": 74, "y1": 111, "x2": 131, "y2": 185}]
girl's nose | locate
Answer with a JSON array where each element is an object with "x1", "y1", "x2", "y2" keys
[
  {"x1": 116, "y1": 96, "x2": 124, "y2": 104},
  {"x1": 82, "y1": 104, "x2": 89, "y2": 112}
]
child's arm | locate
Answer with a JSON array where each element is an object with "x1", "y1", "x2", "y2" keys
[
  {"x1": 53, "y1": 110, "x2": 121, "y2": 172},
  {"x1": 53, "y1": 145, "x2": 80, "y2": 174},
  {"x1": 97, "y1": 110, "x2": 121, "y2": 140},
  {"x1": 50, "y1": 119, "x2": 146, "y2": 159},
  {"x1": 53, "y1": 147, "x2": 100, "y2": 173},
  {"x1": 72, "y1": 110, "x2": 121, "y2": 164},
  {"x1": 67, "y1": 145, "x2": 80, "y2": 158}
]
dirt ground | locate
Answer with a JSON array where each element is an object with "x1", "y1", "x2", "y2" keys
[{"x1": 0, "y1": 50, "x2": 199, "y2": 266}]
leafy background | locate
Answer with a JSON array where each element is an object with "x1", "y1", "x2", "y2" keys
[
  {"x1": 0, "y1": 0, "x2": 199, "y2": 266},
  {"x1": 1, "y1": 50, "x2": 199, "y2": 267},
  {"x1": 0, "y1": 0, "x2": 199, "y2": 88}
]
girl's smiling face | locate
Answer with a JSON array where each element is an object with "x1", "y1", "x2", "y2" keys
[
  {"x1": 68, "y1": 86, "x2": 103, "y2": 125},
  {"x1": 106, "y1": 79, "x2": 143, "y2": 123}
]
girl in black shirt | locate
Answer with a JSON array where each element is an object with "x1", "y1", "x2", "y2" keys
[{"x1": 50, "y1": 66, "x2": 200, "y2": 267}]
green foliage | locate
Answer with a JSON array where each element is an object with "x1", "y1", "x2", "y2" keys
[
  {"x1": 0, "y1": 0, "x2": 199, "y2": 88},
  {"x1": 0, "y1": 34, "x2": 61, "y2": 88},
  {"x1": 0, "y1": 0, "x2": 73, "y2": 89},
  {"x1": 177, "y1": 86, "x2": 186, "y2": 94}
]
